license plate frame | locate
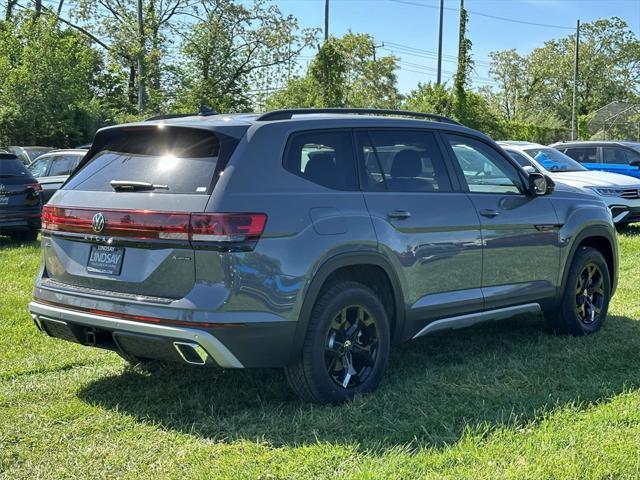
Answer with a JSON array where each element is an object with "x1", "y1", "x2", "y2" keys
[{"x1": 87, "y1": 245, "x2": 125, "y2": 276}]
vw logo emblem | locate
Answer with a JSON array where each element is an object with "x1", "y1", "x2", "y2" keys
[{"x1": 92, "y1": 213, "x2": 105, "y2": 233}]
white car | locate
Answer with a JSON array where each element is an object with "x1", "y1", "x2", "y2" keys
[{"x1": 499, "y1": 141, "x2": 640, "y2": 227}]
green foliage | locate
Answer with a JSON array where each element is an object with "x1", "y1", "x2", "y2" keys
[
  {"x1": 0, "y1": 15, "x2": 104, "y2": 147},
  {"x1": 267, "y1": 33, "x2": 401, "y2": 110},
  {"x1": 487, "y1": 17, "x2": 640, "y2": 136}
]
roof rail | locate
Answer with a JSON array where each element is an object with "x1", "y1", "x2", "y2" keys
[{"x1": 255, "y1": 108, "x2": 462, "y2": 125}]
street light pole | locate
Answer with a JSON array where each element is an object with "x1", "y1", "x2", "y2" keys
[
  {"x1": 436, "y1": 0, "x2": 444, "y2": 85},
  {"x1": 571, "y1": 19, "x2": 580, "y2": 140},
  {"x1": 137, "y1": 0, "x2": 145, "y2": 113},
  {"x1": 324, "y1": 0, "x2": 329, "y2": 42}
]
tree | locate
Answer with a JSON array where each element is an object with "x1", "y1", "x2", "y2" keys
[
  {"x1": 452, "y1": 1, "x2": 473, "y2": 122},
  {"x1": 487, "y1": 17, "x2": 640, "y2": 132},
  {"x1": 267, "y1": 33, "x2": 401, "y2": 109},
  {"x1": 0, "y1": 15, "x2": 104, "y2": 146},
  {"x1": 170, "y1": 0, "x2": 315, "y2": 113}
]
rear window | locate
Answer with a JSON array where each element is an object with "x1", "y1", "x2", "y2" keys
[
  {"x1": 64, "y1": 127, "x2": 237, "y2": 194},
  {"x1": 0, "y1": 156, "x2": 31, "y2": 178},
  {"x1": 283, "y1": 130, "x2": 358, "y2": 191}
]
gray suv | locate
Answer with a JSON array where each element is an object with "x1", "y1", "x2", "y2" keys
[{"x1": 29, "y1": 109, "x2": 618, "y2": 403}]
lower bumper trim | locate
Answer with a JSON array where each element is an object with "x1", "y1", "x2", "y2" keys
[{"x1": 29, "y1": 301, "x2": 243, "y2": 368}]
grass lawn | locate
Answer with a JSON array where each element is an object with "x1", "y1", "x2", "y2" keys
[{"x1": 2, "y1": 228, "x2": 640, "y2": 479}]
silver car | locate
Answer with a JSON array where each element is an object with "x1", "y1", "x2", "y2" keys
[{"x1": 500, "y1": 141, "x2": 640, "y2": 227}]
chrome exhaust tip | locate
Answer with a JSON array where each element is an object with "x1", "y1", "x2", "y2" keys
[{"x1": 173, "y1": 341, "x2": 209, "y2": 366}]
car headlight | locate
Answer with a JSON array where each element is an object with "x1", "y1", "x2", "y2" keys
[{"x1": 591, "y1": 187, "x2": 624, "y2": 197}]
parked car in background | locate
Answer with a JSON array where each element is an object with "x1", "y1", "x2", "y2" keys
[
  {"x1": 550, "y1": 141, "x2": 640, "y2": 180},
  {"x1": 29, "y1": 109, "x2": 619, "y2": 404},
  {"x1": 27, "y1": 149, "x2": 88, "y2": 203},
  {"x1": 5, "y1": 146, "x2": 55, "y2": 165},
  {"x1": 500, "y1": 141, "x2": 640, "y2": 227},
  {"x1": 0, "y1": 153, "x2": 42, "y2": 240}
]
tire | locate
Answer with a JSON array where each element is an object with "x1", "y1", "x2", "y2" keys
[
  {"x1": 547, "y1": 246, "x2": 611, "y2": 336},
  {"x1": 285, "y1": 281, "x2": 391, "y2": 404}
]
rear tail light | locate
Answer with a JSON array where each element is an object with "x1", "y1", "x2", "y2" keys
[
  {"x1": 25, "y1": 182, "x2": 42, "y2": 192},
  {"x1": 42, "y1": 205, "x2": 267, "y2": 247},
  {"x1": 190, "y1": 213, "x2": 267, "y2": 243}
]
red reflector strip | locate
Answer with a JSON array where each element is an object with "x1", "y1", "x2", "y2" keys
[
  {"x1": 42, "y1": 206, "x2": 267, "y2": 244},
  {"x1": 34, "y1": 299, "x2": 246, "y2": 329}
]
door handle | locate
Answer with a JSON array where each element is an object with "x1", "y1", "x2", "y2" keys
[
  {"x1": 387, "y1": 210, "x2": 411, "y2": 220},
  {"x1": 479, "y1": 209, "x2": 500, "y2": 218}
]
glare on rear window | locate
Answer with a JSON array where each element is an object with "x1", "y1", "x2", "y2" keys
[{"x1": 64, "y1": 127, "x2": 238, "y2": 195}]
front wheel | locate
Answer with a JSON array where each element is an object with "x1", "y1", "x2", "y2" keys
[
  {"x1": 547, "y1": 246, "x2": 611, "y2": 335},
  {"x1": 285, "y1": 281, "x2": 391, "y2": 404}
]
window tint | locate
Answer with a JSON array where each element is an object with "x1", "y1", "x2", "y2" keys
[
  {"x1": 506, "y1": 150, "x2": 533, "y2": 168},
  {"x1": 602, "y1": 147, "x2": 638, "y2": 165},
  {"x1": 27, "y1": 156, "x2": 51, "y2": 178},
  {"x1": 447, "y1": 135, "x2": 521, "y2": 194},
  {"x1": 0, "y1": 156, "x2": 30, "y2": 177},
  {"x1": 356, "y1": 129, "x2": 451, "y2": 192},
  {"x1": 65, "y1": 128, "x2": 234, "y2": 195},
  {"x1": 49, "y1": 155, "x2": 81, "y2": 176},
  {"x1": 564, "y1": 147, "x2": 597, "y2": 163},
  {"x1": 283, "y1": 130, "x2": 357, "y2": 190}
]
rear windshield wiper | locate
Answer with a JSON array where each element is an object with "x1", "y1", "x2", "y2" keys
[{"x1": 110, "y1": 180, "x2": 169, "y2": 192}]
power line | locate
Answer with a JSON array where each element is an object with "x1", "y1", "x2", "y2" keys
[{"x1": 387, "y1": 0, "x2": 575, "y2": 30}]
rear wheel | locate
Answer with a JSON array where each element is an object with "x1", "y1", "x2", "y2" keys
[
  {"x1": 547, "y1": 246, "x2": 611, "y2": 335},
  {"x1": 285, "y1": 281, "x2": 390, "y2": 404}
]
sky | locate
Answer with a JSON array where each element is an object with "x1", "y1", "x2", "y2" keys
[{"x1": 267, "y1": 0, "x2": 640, "y2": 93}]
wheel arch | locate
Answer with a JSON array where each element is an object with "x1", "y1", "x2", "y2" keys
[
  {"x1": 288, "y1": 252, "x2": 406, "y2": 364},
  {"x1": 560, "y1": 225, "x2": 618, "y2": 300}
]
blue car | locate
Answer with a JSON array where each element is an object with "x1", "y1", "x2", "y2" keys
[{"x1": 550, "y1": 141, "x2": 640, "y2": 179}]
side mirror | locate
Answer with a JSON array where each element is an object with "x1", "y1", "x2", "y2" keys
[
  {"x1": 629, "y1": 159, "x2": 640, "y2": 168},
  {"x1": 528, "y1": 172, "x2": 554, "y2": 196}
]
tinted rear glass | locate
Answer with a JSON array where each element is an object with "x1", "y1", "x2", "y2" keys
[
  {"x1": 64, "y1": 127, "x2": 236, "y2": 194},
  {"x1": 0, "y1": 157, "x2": 32, "y2": 179}
]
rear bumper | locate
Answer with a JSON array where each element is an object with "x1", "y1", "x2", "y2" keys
[
  {"x1": 0, "y1": 211, "x2": 41, "y2": 232},
  {"x1": 29, "y1": 298, "x2": 298, "y2": 367}
]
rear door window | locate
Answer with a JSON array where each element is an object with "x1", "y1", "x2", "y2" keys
[
  {"x1": 564, "y1": 147, "x2": 597, "y2": 163},
  {"x1": 64, "y1": 127, "x2": 236, "y2": 195},
  {"x1": 283, "y1": 130, "x2": 357, "y2": 190}
]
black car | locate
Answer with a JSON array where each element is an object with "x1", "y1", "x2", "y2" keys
[
  {"x1": 0, "y1": 153, "x2": 42, "y2": 240},
  {"x1": 27, "y1": 149, "x2": 88, "y2": 203}
]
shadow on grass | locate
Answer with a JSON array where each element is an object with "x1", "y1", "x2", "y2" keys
[
  {"x1": 77, "y1": 313, "x2": 640, "y2": 449},
  {"x1": 0, "y1": 234, "x2": 39, "y2": 247}
]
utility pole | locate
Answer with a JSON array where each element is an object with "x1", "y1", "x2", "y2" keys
[
  {"x1": 373, "y1": 41, "x2": 384, "y2": 62},
  {"x1": 324, "y1": 0, "x2": 329, "y2": 42},
  {"x1": 137, "y1": 0, "x2": 145, "y2": 113},
  {"x1": 571, "y1": 19, "x2": 580, "y2": 140},
  {"x1": 436, "y1": 0, "x2": 444, "y2": 85}
]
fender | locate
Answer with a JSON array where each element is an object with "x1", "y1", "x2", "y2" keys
[
  {"x1": 557, "y1": 224, "x2": 618, "y2": 302},
  {"x1": 288, "y1": 251, "x2": 406, "y2": 364}
]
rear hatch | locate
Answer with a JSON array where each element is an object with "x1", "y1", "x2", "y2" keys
[
  {"x1": 0, "y1": 154, "x2": 42, "y2": 221},
  {"x1": 41, "y1": 124, "x2": 246, "y2": 300}
]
